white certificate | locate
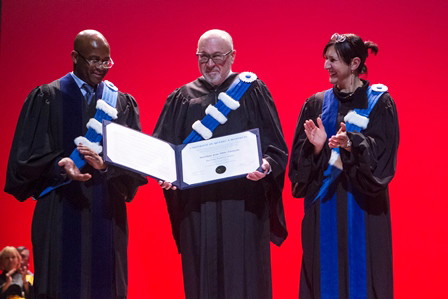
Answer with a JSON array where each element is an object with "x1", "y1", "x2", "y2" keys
[
  {"x1": 103, "y1": 121, "x2": 262, "y2": 189},
  {"x1": 180, "y1": 131, "x2": 261, "y2": 186}
]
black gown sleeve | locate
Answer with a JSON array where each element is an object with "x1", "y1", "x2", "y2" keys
[
  {"x1": 340, "y1": 93, "x2": 399, "y2": 197},
  {"x1": 152, "y1": 89, "x2": 188, "y2": 251},
  {"x1": 4, "y1": 85, "x2": 66, "y2": 201},
  {"x1": 153, "y1": 88, "x2": 189, "y2": 144},
  {"x1": 246, "y1": 81, "x2": 288, "y2": 177},
  {"x1": 244, "y1": 80, "x2": 289, "y2": 245},
  {"x1": 289, "y1": 93, "x2": 331, "y2": 200}
]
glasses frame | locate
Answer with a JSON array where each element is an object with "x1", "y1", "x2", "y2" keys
[
  {"x1": 196, "y1": 49, "x2": 233, "y2": 64},
  {"x1": 76, "y1": 51, "x2": 114, "y2": 69}
]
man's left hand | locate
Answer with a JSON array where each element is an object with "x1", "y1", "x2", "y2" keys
[{"x1": 246, "y1": 158, "x2": 270, "y2": 181}]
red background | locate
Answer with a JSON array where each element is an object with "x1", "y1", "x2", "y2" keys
[{"x1": 1, "y1": 0, "x2": 447, "y2": 298}]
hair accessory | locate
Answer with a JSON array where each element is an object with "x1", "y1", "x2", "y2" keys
[{"x1": 331, "y1": 33, "x2": 346, "y2": 43}]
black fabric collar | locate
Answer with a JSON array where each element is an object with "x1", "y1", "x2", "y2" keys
[{"x1": 333, "y1": 79, "x2": 369, "y2": 106}]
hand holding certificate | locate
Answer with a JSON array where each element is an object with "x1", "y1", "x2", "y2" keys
[{"x1": 103, "y1": 122, "x2": 262, "y2": 189}]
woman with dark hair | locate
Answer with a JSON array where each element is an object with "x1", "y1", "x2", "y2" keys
[{"x1": 289, "y1": 33, "x2": 399, "y2": 299}]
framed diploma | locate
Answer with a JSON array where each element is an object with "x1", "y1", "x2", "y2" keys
[{"x1": 103, "y1": 121, "x2": 262, "y2": 189}]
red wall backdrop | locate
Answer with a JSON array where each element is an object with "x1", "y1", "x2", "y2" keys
[{"x1": 1, "y1": 0, "x2": 447, "y2": 298}]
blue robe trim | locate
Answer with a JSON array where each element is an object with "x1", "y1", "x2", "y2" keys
[
  {"x1": 318, "y1": 87, "x2": 384, "y2": 299},
  {"x1": 319, "y1": 90, "x2": 341, "y2": 299},
  {"x1": 347, "y1": 187, "x2": 367, "y2": 299},
  {"x1": 59, "y1": 73, "x2": 83, "y2": 299},
  {"x1": 345, "y1": 87, "x2": 382, "y2": 299},
  {"x1": 183, "y1": 73, "x2": 255, "y2": 144},
  {"x1": 91, "y1": 177, "x2": 114, "y2": 298},
  {"x1": 320, "y1": 192, "x2": 339, "y2": 298}
]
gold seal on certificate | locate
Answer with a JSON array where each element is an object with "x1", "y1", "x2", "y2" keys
[{"x1": 103, "y1": 121, "x2": 262, "y2": 189}]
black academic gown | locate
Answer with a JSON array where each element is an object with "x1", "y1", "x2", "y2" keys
[
  {"x1": 289, "y1": 81, "x2": 399, "y2": 299},
  {"x1": 153, "y1": 73, "x2": 288, "y2": 299},
  {"x1": 4, "y1": 74, "x2": 147, "y2": 299}
]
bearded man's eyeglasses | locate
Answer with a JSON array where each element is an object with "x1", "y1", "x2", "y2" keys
[{"x1": 196, "y1": 50, "x2": 233, "y2": 64}]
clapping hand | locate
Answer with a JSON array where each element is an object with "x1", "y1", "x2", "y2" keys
[
  {"x1": 328, "y1": 122, "x2": 352, "y2": 151},
  {"x1": 304, "y1": 117, "x2": 327, "y2": 154}
]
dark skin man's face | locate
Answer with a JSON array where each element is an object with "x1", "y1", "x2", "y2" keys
[{"x1": 72, "y1": 38, "x2": 111, "y2": 87}]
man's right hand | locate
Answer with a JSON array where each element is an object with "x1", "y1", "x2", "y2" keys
[
  {"x1": 58, "y1": 157, "x2": 92, "y2": 181},
  {"x1": 158, "y1": 180, "x2": 177, "y2": 190}
]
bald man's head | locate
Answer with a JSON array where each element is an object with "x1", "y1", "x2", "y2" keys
[
  {"x1": 197, "y1": 29, "x2": 233, "y2": 50},
  {"x1": 197, "y1": 29, "x2": 235, "y2": 86},
  {"x1": 74, "y1": 30, "x2": 109, "y2": 53},
  {"x1": 71, "y1": 30, "x2": 111, "y2": 87}
]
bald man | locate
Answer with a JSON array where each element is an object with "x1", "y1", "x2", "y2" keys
[
  {"x1": 5, "y1": 30, "x2": 147, "y2": 299},
  {"x1": 153, "y1": 29, "x2": 288, "y2": 299}
]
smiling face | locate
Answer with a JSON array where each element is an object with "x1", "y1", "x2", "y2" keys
[
  {"x1": 0, "y1": 247, "x2": 21, "y2": 272},
  {"x1": 197, "y1": 33, "x2": 235, "y2": 86},
  {"x1": 323, "y1": 45, "x2": 353, "y2": 90},
  {"x1": 71, "y1": 31, "x2": 111, "y2": 87}
]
